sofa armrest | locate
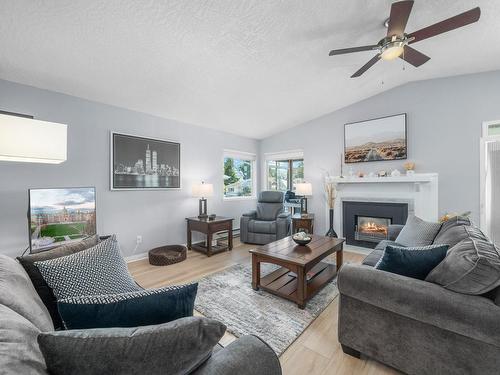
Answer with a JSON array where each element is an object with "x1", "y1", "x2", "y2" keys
[
  {"x1": 338, "y1": 263, "x2": 500, "y2": 348},
  {"x1": 387, "y1": 224, "x2": 404, "y2": 241},
  {"x1": 277, "y1": 212, "x2": 291, "y2": 220},
  {"x1": 242, "y1": 210, "x2": 257, "y2": 218},
  {"x1": 193, "y1": 335, "x2": 281, "y2": 375}
]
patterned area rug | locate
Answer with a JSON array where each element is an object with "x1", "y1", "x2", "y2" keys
[{"x1": 194, "y1": 262, "x2": 339, "y2": 356}]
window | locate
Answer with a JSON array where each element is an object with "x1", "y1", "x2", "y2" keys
[
  {"x1": 266, "y1": 158, "x2": 304, "y2": 191},
  {"x1": 223, "y1": 151, "x2": 256, "y2": 199}
]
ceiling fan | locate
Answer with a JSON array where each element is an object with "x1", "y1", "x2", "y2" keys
[{"x1": 329, "y1": 1, "x2": 481, "y2": 78}]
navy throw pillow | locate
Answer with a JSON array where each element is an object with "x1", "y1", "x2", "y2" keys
[
  {"x1": 375, "y1": 245, "x2": 449, "y2": 280},
  {"x1": 57, "y1": 283, "x2": 198, "y2": 330}
]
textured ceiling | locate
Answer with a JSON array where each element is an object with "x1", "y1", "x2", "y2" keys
[{"x1": 1, "y1": 1, "x2": 499, "y2": 139}]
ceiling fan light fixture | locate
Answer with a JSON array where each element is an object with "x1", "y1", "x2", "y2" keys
[{"x1": 380, "y1": 42, "x2": 405, "y2": 61}]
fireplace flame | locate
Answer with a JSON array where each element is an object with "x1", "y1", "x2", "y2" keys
[{"x1": 360, "y1": 222, "x2": 388, "y2": 235}]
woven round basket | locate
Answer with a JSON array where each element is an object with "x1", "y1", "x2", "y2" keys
[{"x1": 148, "y1": 245, "x2": 187, "y2": 266}]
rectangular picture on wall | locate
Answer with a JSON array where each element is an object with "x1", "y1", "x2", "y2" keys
[
  {"x1": 344, "y1": 113, "x2": 407, "y2": 163},
  {"x1": 29, "y1": 187, "x2": 96, "y2": 253},
  {"x1": 111, "y1": 132, "x2": 180, "y2": 190}
]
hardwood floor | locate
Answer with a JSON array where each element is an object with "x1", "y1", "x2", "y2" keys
[{"x1": 128, "y1": 240, "x2": 399, "y2": 375}]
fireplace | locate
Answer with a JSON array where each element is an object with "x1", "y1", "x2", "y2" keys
[{"x1": 343, "y1": 201, "x2": 408, "y2": 248}]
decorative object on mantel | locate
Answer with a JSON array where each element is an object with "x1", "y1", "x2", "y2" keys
[
  {"x1": 0, "y1": 112, "x2": 67, "y2": 164},
  {"x1": 324, "y1": 175, "x2": 338, "y2": 238},
  {"x1": 295, "y1": 182, "x2": 312, "y2": 216},
  {"x1": 339, "y1": 153, "x2": 345, "y2": 178},
  {"x1": 439, "y1": 211, "x2": 471, "y2": 223},
  {"x1": 192, "y1": 181, "x2": 214, "y2": 219},
  {"x1": 390, "y1": 169, "x2": 401, "y2": 177},
  {"x1": 404, "y1": 161, "x2": 416, "y2": 176},
  {"x1": 357, "y1": 171, "x2": 365, "y2": 178},
  {"x1": 378, "y1": 170, "x2": 388, "y2": 177}
]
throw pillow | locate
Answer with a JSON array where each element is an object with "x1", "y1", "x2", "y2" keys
[
  {"x1": 426, "y1": 236, "x2": 500, "y2": 294},
  {"x1": 395, "y1": 215, "x2": 442, "y2": 246},
  {"x1": 375, "y1": 244, "x2": 449, "y2": 280},
  {"x1": 17, "y1": 235, "x2": 100, "y2": 329},
  {"x1": 34, "y1": 235, "x2": 140, "y2": 299},
  {"x1": 57, "y1": 283, "x2": 198, "y2": 329},
  {"x1": 38, "y1": 316, "x2": 226, "y2": 375},
  {"x1": 433, "y1": 221, "x2": 487, "y2": 248}
]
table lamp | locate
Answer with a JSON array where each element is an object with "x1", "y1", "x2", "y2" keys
[
  {"x1": 192, "y1": 181, "x2": 214, "y2": 219},
  {"x1": 295, "y1": 182, "x2": 312, "y2": 216}
]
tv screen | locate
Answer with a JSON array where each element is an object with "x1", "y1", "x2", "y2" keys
[{"x1": 28, "y1": 187, "x2": 96, "y2": 253}]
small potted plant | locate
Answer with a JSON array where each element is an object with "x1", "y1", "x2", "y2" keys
[{"x1": 404, "y1": 162, "x2": 415, "y2": 176}]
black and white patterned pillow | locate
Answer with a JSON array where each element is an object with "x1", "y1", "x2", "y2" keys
[
  {"x1": 395, "y1": 215, "x2": 442, "y2": 247},
  {"x1": 35, "y1": 235, "x2": 140, "y2": 299}
]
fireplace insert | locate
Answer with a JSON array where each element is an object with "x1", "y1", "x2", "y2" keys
[{"x1": 343, "y1": 201, "x2": 408, "y2": 248}]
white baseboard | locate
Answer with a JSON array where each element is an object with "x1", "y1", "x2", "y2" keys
[{"x1": 125, "y1": 251, "x2": 149, "y2": 262}]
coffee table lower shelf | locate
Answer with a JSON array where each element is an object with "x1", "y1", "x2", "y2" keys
[{"x1": 256, "y1": 261, "x2": 337, "y2": 309}]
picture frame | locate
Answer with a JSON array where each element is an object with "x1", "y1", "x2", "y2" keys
[
  {"x1": 344, "y1": 113, "x2": 407, "y2": 164},
  {"x1": 110, "y1": 132, "x2": 181, "y2": 190}
]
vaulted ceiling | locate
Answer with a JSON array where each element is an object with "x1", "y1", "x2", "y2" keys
[{"x1": 1, "y1": 1, "x2": 499, "y2": 139}]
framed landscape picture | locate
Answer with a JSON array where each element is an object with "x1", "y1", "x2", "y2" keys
[
  {"x1": 111, "y1": 132, "x2": 181, "y2": 190},
  {"x1": 344, "y1": 113, "x2": 407, "y2": 163}
]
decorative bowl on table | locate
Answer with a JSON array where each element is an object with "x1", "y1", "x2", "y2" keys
[{"x1": 292, "y1": 231, "x2": 312, "y2": 246}]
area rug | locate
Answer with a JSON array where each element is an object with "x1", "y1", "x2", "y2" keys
[{"x1": 194, "y1": 262, "x2": 339, "y2": 355}]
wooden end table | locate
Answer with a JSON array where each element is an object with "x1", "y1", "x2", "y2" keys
[
  {"x1": 186, "y1": 217, "x2": 233, "y2": 257},
  {"x1": 249, "y1": 235, "x2": 345, "y2": 309},
  {"x1": 292, "y1": 213, "x2": 315, "y2": 234}
]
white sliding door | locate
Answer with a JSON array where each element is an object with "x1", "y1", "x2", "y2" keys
[{"x1": 481, "y1": 127, "x2": 500, "y2": 245}]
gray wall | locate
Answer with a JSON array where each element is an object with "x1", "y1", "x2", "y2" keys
[
  {"x1": 260, "y1": 70, "x2": 500, "y2": 235},
  {"x1": 0, "y1": 79, "x2": 258, "y2": 257}
]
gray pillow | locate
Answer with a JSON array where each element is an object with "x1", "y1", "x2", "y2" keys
[
  {"x1": 395, "y1": 215, "x2": 442, "y2": 247},
  {"x1": 426, "y1": 236, "x2": 500, "y2": 294},
  {"x1": 433, "y1": 222, "x2": 487, "y2": 248},
  {"x1": 38, "y1": 316, "x2": 226, "y2": 375},
  {"x1": 0, "y1": 305, "x2": 47, "y2": 375},
  {"x1": 34, "y1": 235, "x2": 140, "y2": 299}
]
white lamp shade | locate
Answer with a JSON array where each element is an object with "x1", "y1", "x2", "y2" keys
[
  {"x1": 0, "y1": 114, "x2": 67, "y2": 164},
  {"x1": 295, "y1": 182, "x2": 312, "y2": 196},
  {"x1": 192, "y1": 183, "x2": 214, "y2": 198}
]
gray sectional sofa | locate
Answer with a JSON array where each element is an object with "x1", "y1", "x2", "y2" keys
[
  {"x1": 338, "y1": 218, "x2": 500, "y2": 375},
  {"x1": 0, "y1": 254, "x2": 281, "y2": 375}
]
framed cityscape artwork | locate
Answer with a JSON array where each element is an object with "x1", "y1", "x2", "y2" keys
[
  {"x1": 344, "y1": 113, "x2": 407, "y2": 163},
  {"x1": 110, "y1": 132, "x2": 181, "y2": 190}
]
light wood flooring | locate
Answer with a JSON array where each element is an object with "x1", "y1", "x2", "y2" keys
[{"x1": 128, "y1": 240, "x2": 399, "y2": 375}]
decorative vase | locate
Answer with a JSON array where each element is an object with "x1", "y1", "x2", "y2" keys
[{"x1": 325, "y1": 208, "x2": 338, "y2": 238}]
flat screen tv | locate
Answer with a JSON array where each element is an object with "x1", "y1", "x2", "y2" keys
[
  {"x1": 28, "y1": 187, "x2": 96, "y2": 253},
  {"x1": 344, "y1": 113, "x2": 407, "y2": 163}
]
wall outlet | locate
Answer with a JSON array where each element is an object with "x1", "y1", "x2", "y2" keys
[{"x1": 136, "y1": 235, "x2": 143, "y2": 244}]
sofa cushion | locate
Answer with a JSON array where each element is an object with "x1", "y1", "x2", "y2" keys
[
  {"x1": 34, "y1": 236, "x2": 140, "y2": 299},
  {"x1": 58, "y1": 283, "x2": 198, "y2": 330},
  {"x1": 0, "y1": 255, "x2": 53, "y2": 332},
  {"x1": 0, "y1": 304, "x2": 48, "y2": 375},
  {"x1": 426, "y1": 236, "x2": 500, "y2": 294},
  {"x1": 248, "y1": 220, "x2": 277, "y2": 234},
  {"x1": 38, "y1": 316, "x2": 226, "y2": 375},
  {"x1": 395, "y1": 215, "x2": 442, "y2": 247},
  {"x1": 433, "y1": 222, "x2": 488, "y2": 248},
  {"x1": 375, "y1": 244, "x2": 449, "y2": 280},
  {"x1": 17, "y1": 235, "x2": 99, "y2": 330},
  {"x1": 362, "y1": 250, "x2": 384, "y2": 267}
]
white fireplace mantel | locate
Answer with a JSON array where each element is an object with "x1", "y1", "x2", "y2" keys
[{"x1": 330, "y1": 173, "x2": 439, "y2": 240}]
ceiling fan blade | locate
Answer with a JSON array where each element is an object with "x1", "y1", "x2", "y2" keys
[
  {"x1": 400, "y1": 46, "x2": 430, "y2": 67},
  {"x1": 408, "y1": 7, "x2": 480, "y2": 44},
  {"x1": 351, "y1": 54, "x2": 380, "y2": 78},
  {"x1": 329, "y1": 45, "x2": 378, "y2": 56},
  {"x1": 387, "y1": 0, "x2": 414, "y2": 37}
]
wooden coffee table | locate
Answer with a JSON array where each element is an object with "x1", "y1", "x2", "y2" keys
[{"x1": 249, "y1": 235, "x2": 345, "y2": 309}]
